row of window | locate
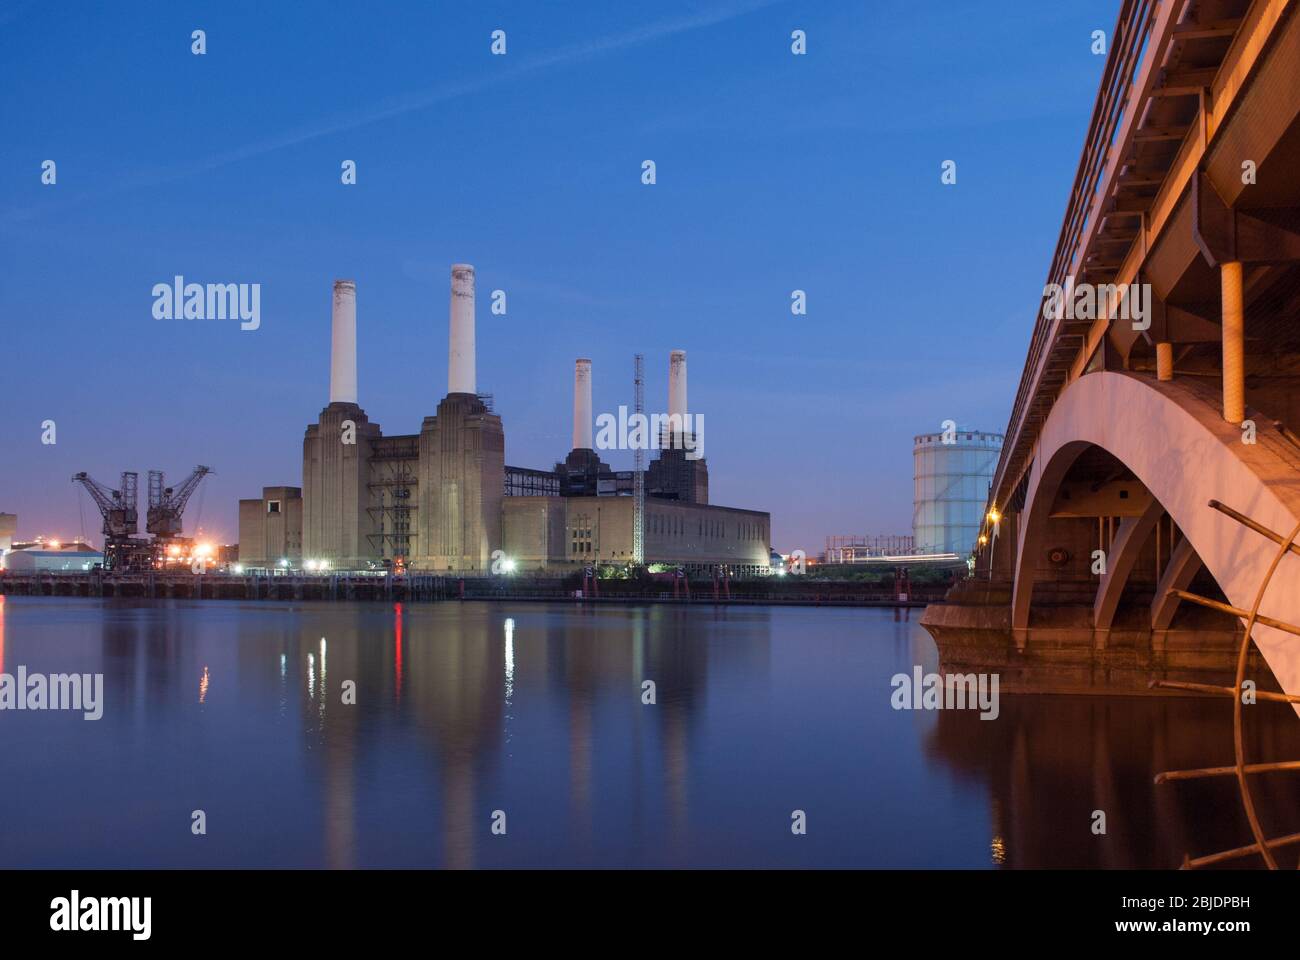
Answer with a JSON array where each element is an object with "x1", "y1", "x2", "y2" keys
[
  {"x1": 571, "y1": 519, "x2": 593, "y2": 556},
  {"x1": 648, "y1": 514, "x2": 767, "y2": 541},
  {"x1": 650, "y1": 514, "x2": 683, "y2": 536}
]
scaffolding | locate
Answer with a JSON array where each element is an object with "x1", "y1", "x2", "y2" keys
[
  {"x1": 633, "y1": 353, "x2": 645, "y2": 565},
  {"x1": 825, "y1": 534, "x2": 915, "y2": 563},
  {"x1": 503, "y1": 465, "x2": 561, "y2": 497},
  {"x1": 367, "y1": 435, "x2": 418, "y2": 559}
]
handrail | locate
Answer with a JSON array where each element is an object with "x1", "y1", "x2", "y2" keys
[{"x1": 991, "y1": 0, "x2": 1168, "y2": 504}]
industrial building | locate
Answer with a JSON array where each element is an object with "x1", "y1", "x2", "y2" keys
[
  {"x1": 238, "y1": 265, "x2": 771, "y2": 575},
  {"x1": 503, "y1": 496, "x2": 769, "y2": 572},
  {"x1": 0, "y1": 513, "x2": 15, "y2": 566},
  {"x1": 3, "y1": 542, "x2": 103, "y2": 572},
  {"x1": 912, "y1": 429, "x2": 1003, "y2": 556},
  {"x1": 237, "y1": 486, "x2": 303, "y2": 567},
  {"x1": 824, "y1": 535, "x2": 916, "y2": 563}
]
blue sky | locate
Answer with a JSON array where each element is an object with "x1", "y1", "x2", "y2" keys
[{"x1": 0, "y1": 0, "x2": 1114, "y2": 551}]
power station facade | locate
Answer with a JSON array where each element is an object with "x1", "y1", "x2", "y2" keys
[
  {"x1": 912, "y1": 429, "x2": 1003, "y2": 556},
  {"x1": 240, "y1": 266, "x2": 770, "y2": 575}
]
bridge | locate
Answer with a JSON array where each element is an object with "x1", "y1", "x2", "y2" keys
[{"x1": 923, "y1": 0, "x2": 1300, "y2": 696}]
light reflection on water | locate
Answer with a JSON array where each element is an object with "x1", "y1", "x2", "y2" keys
[{"x1": 0, "y1": 596, "x2": 1296, "y2": 869}]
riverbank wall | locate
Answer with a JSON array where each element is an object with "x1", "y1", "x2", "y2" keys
[{"x1": 0, "y1": 572, "x2": 947, "y2": 607}]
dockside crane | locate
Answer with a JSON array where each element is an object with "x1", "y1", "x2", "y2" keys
[
  {"x1": 147, "y1": 465, "x2": 213, "y2": 549},
  {"x1": 71, "y1": 471, "x2": 148, "y2": 571}
]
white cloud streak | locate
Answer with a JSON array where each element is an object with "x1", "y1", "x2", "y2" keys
[{"x1": 3, "y1": 0, "x2": 786, "y2": 226}]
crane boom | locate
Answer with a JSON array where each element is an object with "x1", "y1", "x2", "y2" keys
[
  {"x1": 164, "y1": 465, "x2": 212, "y2": 516},
  {"x1": 147, "y1": 465, "x2": 213, "y2": 538},
  {"x1": 71, "y1": 471, "x2": 138, "y2": 536},
  {"x1": 71, "y1": 471, "x2": 146, "y2": 571}
]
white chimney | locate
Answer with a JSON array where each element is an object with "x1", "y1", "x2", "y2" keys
[
  {"x1": 668, "y1": 349, "x2": 687, "y2": 422},
  {"x1": 448, "y1": 263, "x2": 476, "y2": 395},
  {"x1": 329, "y1": 279, "x2": 357, "y2": 404},
  {"x1": 573, "y1": 358, "x2": 593, "y2": 450}
]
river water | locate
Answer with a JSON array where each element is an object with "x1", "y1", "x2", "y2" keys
[{"x1": 1, "y1": 596, "x2": 1296, "y2": 868}]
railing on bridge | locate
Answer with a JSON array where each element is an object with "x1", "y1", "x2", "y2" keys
[{"x1": 995, "y1": 0, "x2": 1170, "y2": 512}]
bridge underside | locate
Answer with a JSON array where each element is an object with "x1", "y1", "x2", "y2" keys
[
  {"x1": 923, "y1": 370, "x2": 1300, "y2": 696},
  {"x1": 925, "y1": 1, "x2": 1300, "y2": 696}
]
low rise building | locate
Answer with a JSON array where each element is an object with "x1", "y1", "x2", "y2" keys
[
  {"x1": 502, "y1": 495, "x2": 769, "y2": 575},
  {"x1": 237, "y1": 486, "x2": 304, "y2": 568},
  {"x1": 4, "y1": 543, "x2": 103, "y2": 572},
  {"x1": 0, "y1": 513, "x2": 15, "y2": 567}
]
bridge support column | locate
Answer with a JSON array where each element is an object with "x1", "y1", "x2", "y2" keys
[
  {"x1": 1150, "y1": 534, "x2": 1203, "y2": 630},
  {"x1": 1156, "y1": 341, "x2": 1173, "y2": 381},
  {"x1": 1151, "y1": 628, "x2": 1167, "y2": 660},
  {"x1": 1012, "y1": 626, "x2": 1028, "y2": 653},
  {"x1": 1093, "y1": 499, "x2": 1164, "y2": 647},
  {"x1": 1220, "y1": 260, "x2": 1244, "y2": 423}
]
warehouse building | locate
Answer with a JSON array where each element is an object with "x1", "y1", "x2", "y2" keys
[
  {"x1": 0, "y1": 513, "x2": 15, "y2": 567},
  {"x1": 4, "y1": 542, "x2": 103, "y2": 572}
]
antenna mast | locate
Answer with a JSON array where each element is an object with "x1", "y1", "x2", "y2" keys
[{"x1": 633, "y1": 353, "x2": 645, "y2": 565}]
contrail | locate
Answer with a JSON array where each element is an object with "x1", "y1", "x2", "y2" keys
[{"x1": 3, "y1": 0, "x2": 786, "y2": 226}]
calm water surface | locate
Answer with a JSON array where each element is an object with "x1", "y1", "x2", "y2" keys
[{"x1": 1, "y1": 596, "x2": 1296, "y2": 868}]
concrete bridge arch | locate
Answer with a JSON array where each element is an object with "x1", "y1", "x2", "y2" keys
[{"x1": 1007, "y1": 370, "x2": 1300, "y2": 697}]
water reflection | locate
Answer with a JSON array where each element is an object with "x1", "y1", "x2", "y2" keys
[
  {"x1": 925, "y1": 695, "x2": 1300, "y2": 868},
  {"x1": 0, "y1": 598, "x2": 1295, "y2": 868}
]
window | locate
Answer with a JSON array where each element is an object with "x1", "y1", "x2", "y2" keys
[{"x1": 267, "y1": 500, "x2": 281, "y2": 514}]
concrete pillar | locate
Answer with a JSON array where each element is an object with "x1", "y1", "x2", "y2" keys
[
  {"x1": 449, "y1": 264, "x2": 476, "y2": 395},
  {"x1": 1220, "y1": 260, "x2": 1244, "y2": 423},
  {"x1": 573, "y1": 358, "x2": 593, "y2": 450},
  {"x1": 330, "y1": 280, "x2": 357, "y2": 404},
  {"x1": 1156, "y1": 341, "x2": 1173, "y2": 381}
]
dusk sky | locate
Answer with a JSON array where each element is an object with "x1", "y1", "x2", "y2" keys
[{"x1": 0, "y1": 0, "x2": 1113, "y2": 552}]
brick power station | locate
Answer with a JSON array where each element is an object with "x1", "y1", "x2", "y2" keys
[{"x1": 239, "y1": 265, "x2": 771, "y2": 575}]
